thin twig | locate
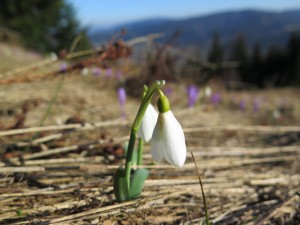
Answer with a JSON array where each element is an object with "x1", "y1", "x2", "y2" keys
[
  {"x1": 252, "y1": 194, "x2": 299, "y2": 225},
  {"x1": 191, "y1": 152, "x2": 210, "y2": 225},
  {"x1": 184, "y1": 125, "x2": 300, "y2": 133},
  {"x1": 0, "y1": 118, "x2": 129, "y2": 136}
]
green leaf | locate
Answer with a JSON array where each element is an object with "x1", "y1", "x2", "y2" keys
[
  {"x1": 113, "y1": 166, "x2": 129, "y2": 202},
  {"x1": 16, "y1": 209, "x2": 23, "y2": 217},
  {"x1": 129, "y1": 168, "x2": 149, "y2": 199}
]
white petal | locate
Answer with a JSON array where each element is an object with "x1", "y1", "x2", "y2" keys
[
  {"x1": 151, "y1": 111, "x2": 186, "y2": 167},
  {"x1": 205, "y1": 86, "x2": 212, "y2": 97},
  {"x1": 150, "y1": 121, "x2": 164, "y2": 162},
  {"x1": 138, "y1": 104, "x2": 158, "y2": 142}
]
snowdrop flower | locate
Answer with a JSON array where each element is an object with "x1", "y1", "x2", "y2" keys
[
  {"x1": 138, "y1": 104, "x2": 158, "y2": 142},
  {"x1": 151, "y1": 95, "x2": 186, "y2": 167},
  {"x1": 205, "y1": 86, "x2": 212, "y2": 97},
  {"x1": 48, "y1": 52, "x2": 57, "y2": 61},
  {"x1": 81, "y1": 68, "x2": 89, "y2": 76},
  {"x1": 272, "y1": 109, "x2": 281, "y2": 120}
]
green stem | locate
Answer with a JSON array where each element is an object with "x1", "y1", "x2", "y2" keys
[
  {"x1": 191, "y1": 152, "x2": 209, "y2": 225},
  {"x1": 157, "y1": 88, "x2": 164, "y2": 97},
  {"x1": 125, "y1": 130, "x2": 137, "y2": 188},
  {"x1": 137, "y1": 138, "x2": 144, "y2": 165},
  {"x1": 123, "y1": 80, "x2": 165, "y2": 190},
  {"x1": 201, "y1": 174, "x2": 209, "y2": 225}
]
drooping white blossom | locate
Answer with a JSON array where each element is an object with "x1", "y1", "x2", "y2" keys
[
  {"x1": 81, "y1": 68, "x2": 89, "y2": 76},
  {"x1": 151, "y1": 110, "x2": 186, "y2": 167},
  {"x1": 205, "y1": 86, "x2": 212, "y2": 97},
  {"x1": 138, "y1": 104, "x2": 158, "y2": 142}
]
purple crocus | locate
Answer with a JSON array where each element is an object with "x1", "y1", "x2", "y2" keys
[
  {"x1": 92, "y1": 67, "x2": 101, "y2": 77},
  {"x1": 118, "y1": 87, "x2": 126, "y2": 118},
  {"x1": 106, "y1": 68, "x2": 112, "y2": 78},
  {"x1": 253, "y1": 98, "x2": 260, "y2": 112},
  {"x1": 211, "y1": 93, "x2": 221, "y2": 105},
  {"x1": 164, "y1": 87, "x2": 173, "y2": 97},
  {"x1": 239, "y1": 99, "x2": 246, "y2": 111},
  {"x1": 60, "y1": 62, "x2": 68, "y2": 73},
  {"x1": 187, "y1": 85, "x2": 199, "y2": 108}
]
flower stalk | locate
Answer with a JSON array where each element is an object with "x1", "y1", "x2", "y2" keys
[
  {"x1": 124, "y1": 80, "x2": 165, "y2": 185},
  {"x1": 114, "y1": 80, "x2": 165, "y2": 202},
  {"x1": 114, "y1": 80, "x2": 186, "y2": 202},
  {"x1": 137, "y1": 138, "x2": 144, "y2": 166}
]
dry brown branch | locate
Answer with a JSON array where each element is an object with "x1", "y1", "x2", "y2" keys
[
  {"x1": 0, "y1": 33, "x2": 164, "y2": 85},
  {"x1": 0, "y1": 199, "x2": 91, "y2": 220},
  {"x1": 0, "y1": 56, "x2": 57, "y2": 79},
  {"x1": 2, "y1": 122, "x2": 299, "y2": 138},
  {"x1": 184, "y1": 125, "x2": 300, "y2": 133},
  {"x1": 1, "y1": 135, "x2": 129, "y2": 165},
  {"x1": 2, "y1": 144, "x2": 296, "y2": 167},
  {"x1": 44, "y1": 199, "x2": 142, "y2": 223},
  {"x1": 2, "y1": 154, "x2": 300, "y2": 174},
  {"x1": 0, "y1": 187, "x2": 102, "y2": 198},
  {"x1": 0, "y1": 118, "x2": 129, "y2": 136},
  {"x1": 187, "y1": 145, "x2": 300, "y2": 156},
  {"x1": 249, "y1": 194, "x2": 299, "y2": 225},
  {"x1": 1, "y1": 156, "x2": 105, "y2": 166}
]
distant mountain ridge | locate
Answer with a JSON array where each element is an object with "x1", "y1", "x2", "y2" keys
[{"x1": 88, "y1": 9, "x2": 300, "y2": 53}]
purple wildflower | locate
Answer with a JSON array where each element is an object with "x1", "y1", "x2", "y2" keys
[
  {"x1": 92, "y1": 67, "x2": 101, "y2": 77},
  {"x1": 118, "y1": 87, "x2": 126, "y2": 105},
  {"x1": 211, "y1": 93, "x2": 221, "y2": 105},
  {"x1": 187, "y1": 85, "x2": 199, "y2": 108},
  {"x1": 253, "y1": 98, "x2": 260, "y2": 112},
  {"x1": 164, "y1": 87, "x2": 173, "y2": 97},
  {"x1": 118, "y1": 87, "x2": 126, "y2": 118},
  {"x1": 106, "y1": 68, "x2": 112, "y2": 78},
  {"x1": 239, "y1": 100, "x2": 246, "y2": 111},
  {"x1": 60, "y1": 62, "x2": 68, "y2": 73}
]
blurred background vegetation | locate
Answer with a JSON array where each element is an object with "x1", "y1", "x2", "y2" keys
[
  {"x1": 0, "y1": 0, "x2": 91, "y2": 52},
  {"x1": 0, "y1": 0, "x2": 300, "y2": 88}
]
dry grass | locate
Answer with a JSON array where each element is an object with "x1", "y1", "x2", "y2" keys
[{"x1": 0, "y1": 43, "x2": 300, "y2": 224}]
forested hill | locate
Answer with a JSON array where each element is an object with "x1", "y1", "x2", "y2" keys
[{"x1": 89, "y1": 9, "x2": 300, "y2": 52}]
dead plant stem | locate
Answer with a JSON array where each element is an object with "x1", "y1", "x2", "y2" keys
[{"x1": 191, "y1": 152, "x2": 210, "y2": 225}]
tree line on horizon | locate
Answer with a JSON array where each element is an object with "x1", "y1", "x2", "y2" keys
[
  {"x1": 0, "y1": 0, "x2": 91, "y2": 53},
  {"x1": 207, "y1": 32, "x2": 300, "y2": 88}
]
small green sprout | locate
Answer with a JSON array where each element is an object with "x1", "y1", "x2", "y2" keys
[{"x1": 16, "y1": 209, "x2": 23, "y2": 217}]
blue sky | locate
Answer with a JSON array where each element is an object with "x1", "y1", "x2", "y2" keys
[{"x1": 68, "y1": 0, "x2": 300, "y2": 28}]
